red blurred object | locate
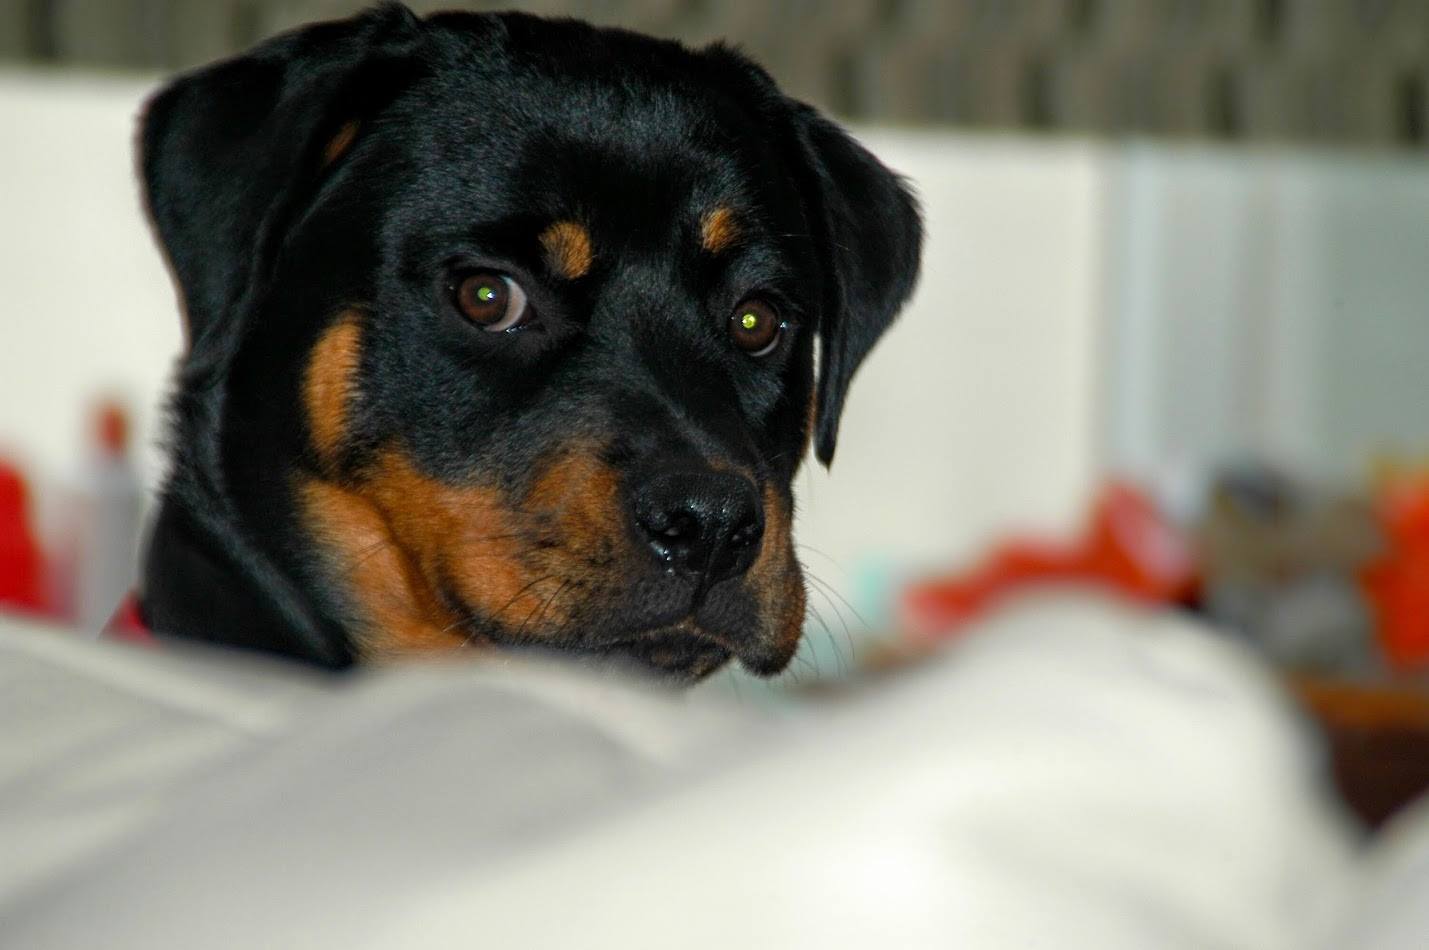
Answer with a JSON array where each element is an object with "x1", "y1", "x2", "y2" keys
[
  {"x1": 1363, "y1": 479, "x2": 1429, "y2": 671},
  {"x1": 0, "y1": 460, "x2": 48, "y2": 615},
  {"x1": 104, "y1": 592, "x2": 155, "y2": 646},
  {"x1": 901, "y1": 481, "x2": 1197, "y2": 642}
]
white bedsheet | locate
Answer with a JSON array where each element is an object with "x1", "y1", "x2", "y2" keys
[{"x1": 0, "y1": 596, "x2": 1372, "y2": 948}]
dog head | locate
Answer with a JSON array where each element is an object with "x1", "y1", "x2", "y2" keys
[{"x1": 139, "y1": 4, "x2": 921, "y2": 681}]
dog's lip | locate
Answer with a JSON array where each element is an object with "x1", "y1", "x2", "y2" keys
[
  {"x1": 624, "y1": 618, "x2": 730, "y2": 650},
  {"x1": 599, "y1": 623, "x2": 733, "y2": 681},
  {"x1": 440, "y1": 581, "x2": 792, "y2": 677},
  {"x1": 610, "y1": 620, "x2": 795, "y2": 678},
  {"x1": 602, "y1": 619, "x2": 730, "y2": 656}
]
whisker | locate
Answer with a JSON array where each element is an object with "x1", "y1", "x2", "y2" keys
[
  {"x1": 335, "y1": 530, "x2": 531, "y2": 582},
  {"x1": 459, "y1": 573, "x2": 560, "y2": 647},
  {"x1": 805, "y1": 571, "x2": 872, "y2": 632},
  {"x1": 795, "y1": 543, "x2": 846, "y2": 573},
  {"x1": 335, "y1": 537, "x2": 395, "y2": 579},
  {"x1": 804, "y1": 572, "x2": 863, "y2": 669},
  {"x1": 516, "y1": 578, "x2": 572, "y2": 642},
  {"x1": 436, "y1": 605, "x2": 479, "y2": 641},
  {"x1": 824, "y1": 628, "x2": 847, "y2": 678},
  {"x1": 794, "y1": 644, "x2": 820, "y2": 680},
  {"x1": 728, "y1": 670, "x2": 745, "y2": 706},
  {"x1": 805, "y1": 603, "x2": 847, "y2": 678}
]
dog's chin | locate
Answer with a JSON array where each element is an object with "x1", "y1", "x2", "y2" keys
[
  {"x1": 589, "y1": 621, "x2": 800, "y2": 683},
  {"x1": 595, "y1": 629, "x2": 735, "y2": 684},
  {"x1": 493, "y1": 620, "x2": 797, "y2": 684}
]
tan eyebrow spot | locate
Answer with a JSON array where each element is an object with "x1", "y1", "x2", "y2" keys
[
  {"x1": 321, "y1": 119, "x2": 361, "y2": 167},
  {"x1": 539, "y1": 220, "x2": 594, "y2": 280},
  {"x1": 700, "y1": 206, "x2": 740, "y2": 254}
]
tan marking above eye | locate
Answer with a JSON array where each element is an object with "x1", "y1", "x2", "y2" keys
[
  {"x1": 304, "y1": 314, "x2": 363, "y2": 467},
  {"x1": 321, "y1": 119, "x2": 361, "y2": 167},
  {"x1": 700, "y1": 206, "x2": 739, "y2": 254},
  {"x1": 540, "y1": 220, "x2": 594, "y2": 280}
]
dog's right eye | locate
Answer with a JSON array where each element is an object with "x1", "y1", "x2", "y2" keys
[{"x1": 453, "y1": 271, "x2": 532, "y2": 332}]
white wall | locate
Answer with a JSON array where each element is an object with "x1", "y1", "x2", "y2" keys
[
  {"x1": 0, "y1": 71, "x2": 177, "y2": 488},
  {"x1": 796, "y1": 132, "x2": 1102, "y2": 597},
  {"x1": 1101, "y1": 144, "x2": 1429, "y2": 492}
]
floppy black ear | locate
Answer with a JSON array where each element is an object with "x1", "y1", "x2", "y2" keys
[
  {"x1": 791, "y1": 106, "x2": 923, "y2": 467},
  {"x1": 140, "y1": 2, "x2": 423, "y2": 356}
]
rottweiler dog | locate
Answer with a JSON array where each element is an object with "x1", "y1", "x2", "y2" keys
[{"x1": 137, "y1": 3, "x2": 921, "y2": 682}]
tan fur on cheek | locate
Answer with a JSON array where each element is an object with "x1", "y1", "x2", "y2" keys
[
  {"x1": 301, "y1": 443, "x2": 641, "y2": 660},
  {"x1": 304, "y1": 314, "x2": 364, "y2": 467},
  {"x1": 750, "y1": 485, "x2": 805, "y2": 664},
  {"x1": 540, "y1": 220, "x2": 594, "y2": 279},
  {"x1": 363, "y1": 452, "x2": 553, "y2": 633},
  {"x1": 300, "y1": 450, "x2": 536, "y2": 659},
  {"x1": 300, "y1": 477, "x2": 470, "y2": 658},
  {"x1": 522, "y1": 449, "x2": 625, "y2": 555},
  {"x1": 302, "y1": 449, "x2": 618, "y2": 659}
]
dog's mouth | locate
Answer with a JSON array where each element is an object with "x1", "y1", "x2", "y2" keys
[
  {"x1": 585, "y1": 625, "x2": 735, "y2": 683},
  {"x1": 461, "y1": 590, "x2": 795, "y2": 683}
]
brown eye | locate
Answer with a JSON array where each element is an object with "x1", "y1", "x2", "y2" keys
[
  {"x1": 728, "y1": 298, "x2": 783, "y2": 356},
  {"x1": 454, "y1": 271, "x2": 531, "y2": 332}
]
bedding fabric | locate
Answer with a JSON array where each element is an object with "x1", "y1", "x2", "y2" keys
[{"x1": 1, "y1": 596, "x2": 1363, "y2": 949}]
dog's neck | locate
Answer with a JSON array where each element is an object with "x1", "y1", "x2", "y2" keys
[{"x1": 141, "y1": 498, "x2": 355, "y2": 669}]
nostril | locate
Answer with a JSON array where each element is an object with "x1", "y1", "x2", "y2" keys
[
  {"x1": 644, "y1": 509, "x2": 702, "y2": 563},
  {"x1": 663, "y1": 511, "x2": 699, "y2": 541},
  {"x1": 730, "y1": 518, "x2": 763, "y2": 549},
  {"x1": 707, "y1": 511, "x2": 763, "y2": 583}
]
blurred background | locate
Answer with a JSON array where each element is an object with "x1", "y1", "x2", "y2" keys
[
  {"x1": 5, "y1": 0, "x2": 1429, "y2": 144},
  {"x1": 3, "y1": 1, "x2": 1429, "y2": 812}
]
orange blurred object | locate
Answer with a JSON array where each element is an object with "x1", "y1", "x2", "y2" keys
[
  {"x1": 901, "y1": 481, "x2": 1197, "y2": 643},
  {"x1": 97, "y1": 401, "x2": 129, "y2": 458},
  {"x1": 1363, "y1": 478, "x2": 1429, "y2": 671}
]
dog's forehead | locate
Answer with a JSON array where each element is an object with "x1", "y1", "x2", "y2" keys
[{"x1": 385, "y1": 46, "x2": 776, "y2": 239}]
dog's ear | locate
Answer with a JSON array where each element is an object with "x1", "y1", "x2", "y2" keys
[
  {"x1": 790, "y1": 105, "x2": 922, "y2": 467},
  {"x1": 139, "y1": 3, "x2": 423, "y2": 355}
]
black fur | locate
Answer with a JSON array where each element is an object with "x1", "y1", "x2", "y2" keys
[{"x1": 138, "y1": 4, "x2": 922, "y2": 675}]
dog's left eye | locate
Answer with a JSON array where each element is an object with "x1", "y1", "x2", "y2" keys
[{"x1": 453, "y1": 271, "x2": 532, "y2": 332}]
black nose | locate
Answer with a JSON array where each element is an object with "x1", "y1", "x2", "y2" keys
[{"x1": 632, "y1": 470, "x2": 764, "y2": 585}]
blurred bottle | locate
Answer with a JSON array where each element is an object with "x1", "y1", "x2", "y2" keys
[
  {"x1": 70, "y1": 402, "x2": 143, "y2": 635},
  {"x1": 0, "y1": 459, "x2": 48, "y2": 615}
]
